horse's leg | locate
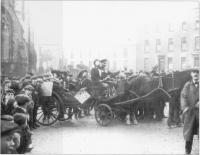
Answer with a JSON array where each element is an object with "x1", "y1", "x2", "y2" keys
[
  {"x1": 155, "y1": 100, "x2": 163, "y2": 121},
  {"x1": 130, "y1": 104, "x2": 138, "y2": 124},
  {"x1": 174, "y1": 96, "x2": 181, "y2": 126},
  {"x1": 167, "y1": 97, "x2": 175, "y2": 127}
]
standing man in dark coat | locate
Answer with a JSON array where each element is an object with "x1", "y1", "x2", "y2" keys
[
  {"x1": 91, "y1": 59, "x2": 108, "y2": 98},
  {"x1": 180, "y1": 69, "x2": 199, "y2": 155}
]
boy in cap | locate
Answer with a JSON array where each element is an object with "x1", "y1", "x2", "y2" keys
[
  {"x1": 10, "y1": 77, "x2": 21, "y2": 95},
  {"x1": 13, "y1": 94, "x2": 34, "y2": 153},
  {"x1": 1, "y1": 120, "x2": 21, "y2": 154},
  {"x1": 23, "y1": 85, "x2": 36, "y2": 129},
  {"x1": 1, "y1": 89, "x2": 16, "y2": 116},
  {"x1": 3, "y1": 79, "x2": 11, "y2": 91}
]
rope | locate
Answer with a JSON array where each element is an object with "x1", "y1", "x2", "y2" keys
[{"x1": 114, "y1": 87, "x2": 171, "y2": 106}]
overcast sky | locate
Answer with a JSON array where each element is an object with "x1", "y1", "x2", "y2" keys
[{"x1": 25, "y1": 1, "x2": 198, "y2": 49}]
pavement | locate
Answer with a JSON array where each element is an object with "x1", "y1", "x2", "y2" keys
[{"x1": 29, "y1": 114, "x2": 199, "y2": 154}]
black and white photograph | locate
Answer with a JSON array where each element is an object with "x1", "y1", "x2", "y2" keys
[{"x1": 1, "y1": 0, "x2": 199, "y2": 154}]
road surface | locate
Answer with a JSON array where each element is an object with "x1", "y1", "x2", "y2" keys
[{"x1": 29, "y1": 115, "x2": 199, "y2": 154}]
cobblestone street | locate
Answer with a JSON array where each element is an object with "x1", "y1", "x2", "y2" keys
[{"x1": 29, "y1": 115, "x2": 199, "y2": 154}]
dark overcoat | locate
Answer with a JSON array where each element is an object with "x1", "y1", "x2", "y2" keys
[{"x1": 180, "y1": 80, "x2": 199, "y2": 141}]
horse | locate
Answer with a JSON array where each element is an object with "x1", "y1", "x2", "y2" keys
[
  {"x1": 126, "y1": 75, "x2": 167, "y2": 120},
  {"x1": 125, "y1": 69, "x2": 192, "y2": 121},
  {"x1": 162, "y1": 70, "x2": 191, "y2": 127}
]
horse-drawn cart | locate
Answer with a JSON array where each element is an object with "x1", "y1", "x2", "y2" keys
[
  {"x1": 94, "y1": 87, "x2": 172, "y2": 126},
  {"x1": 36, "y1": 79, "x2": 93, "y2": 126}
]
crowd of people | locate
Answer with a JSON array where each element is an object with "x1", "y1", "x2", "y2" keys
[
  {"x1": 0, "y1": 59, "x2": 136, "y2": 153},
  {"x1": 1, "y1": 73, "x2": 52, "y2": 153},
  {"x1": 1, "y1": 59, "x2": 198, "y2": 154}
]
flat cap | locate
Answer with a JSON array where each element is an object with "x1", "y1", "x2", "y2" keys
[
  {"x1": 31, "y1": 75, "x2": 38, "y2": 80},
  {"x1": 25, "y1": 74, "x2": 31, "y2": 79},
  {"x1": 5, "y1": 89, "x2": 15, "y2": 94},
  {"x1": 13, "y1": 113, "x2": 27, "y2": 126},
  {"x1": 3, "y1": 80, "x2": 11, "y2": 84},
  {"x1": 23, "y1": 84, "x2": 34, "y2": 91},
  {"x1": 15, "y1": 94, "x2": 30, "y2": 106},
  {"x1": 1, "y1": 120, "x2": 19, "y2": 136}
]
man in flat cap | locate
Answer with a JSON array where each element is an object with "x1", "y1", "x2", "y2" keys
[
  {"x1": 13, "y1": 94, "x2": 33, "y2": 153},
  {"x1": 1, "y1": 120, "x2": 21, "y2": 154},
  {"x1": 181, "y1": 68, "x2": 199, "y2": 154},
  {"x1": 23, "y1": 85, "x2": 36, "y2": 129}
]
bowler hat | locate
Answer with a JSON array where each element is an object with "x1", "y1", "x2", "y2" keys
[
  {"x1": 100, "y1": 59, "x2": 108, "y2": 63},
  {"x1": 190, "y1": 68, "x2": 199, "y2": 73}
]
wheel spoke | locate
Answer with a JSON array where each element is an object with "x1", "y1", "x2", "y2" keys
[
  {"x1": 37, "y1": 110, "x2": 43, "y2": 115},
  {"x1": 38, "y1": 113, "x2": 44, "y2": 121}
]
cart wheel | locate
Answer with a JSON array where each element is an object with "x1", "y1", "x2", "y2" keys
[
  {"x1": 135, "y1": 103, "x2": 144, "y2": 120},
  {"x1": 36, "y1": 96, "x2": 59, "y2": 126},
  {"x1": 95, "y1": 104, "x2": 113, "y2": 126}
]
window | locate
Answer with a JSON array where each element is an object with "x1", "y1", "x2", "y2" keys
[
  {"x1": 195, "y1": 20, "x2": 200, "y2": 30},
  {"x1": 195, "y1": 36, "x2": 200, "y2": 50},
  {"x1": 181, "y1": 57, "x2": 187, "y2": 69},
  {"x1": 181, "y1": 37, "x2": 188, "y2": 51},
  {"x1": 168, "y1": 57, "x2": 173, "y2": 71},
  {"x1": 144, "y1": 40, "x2": 150, "y2": 53},
  {"x1": 182, "y1": 22, "x2": 187, "y2": 31},
  {"x1": 156, "y1": 39, "x2": 161, "y2": 52},
  {"x1": 168, "y1": 38, "x2": 174, "y2": 52},
  {"x1": 193, "y1": 55, "x2": 200, "y2": 67}
]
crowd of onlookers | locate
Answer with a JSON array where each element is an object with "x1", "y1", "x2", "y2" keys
[
  {"x1": 1, "y1": 73, "x2": 52, "y2": 154},
  {"x1": 0, "y1": 63, "x2": 167, "y2": 154}
]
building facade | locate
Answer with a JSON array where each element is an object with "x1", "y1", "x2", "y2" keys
[
  {"x1": 65, "y1": 40, "x2": 136, "y2": 72},
  {"x1": 136, "y1": 5, "x2": 200, "y2": 73},
  {"x1": 1, "y1": 0, "x2": 36, "y2": 77}
]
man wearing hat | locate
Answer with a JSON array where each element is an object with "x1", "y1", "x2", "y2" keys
[
  {"x1": 1, "y1": 89, "x2": 16, "y2": 115},
  {"x1": 23, "y1": 85, "x2": 37, "y2": 129},
  {"x1": 181, "y1": 68, "x2": 199, "y2": 154},
  {"x1": 3, "y1": 79, "x2": 11, "y2": 91},
  {"x1": 1, "y1": 120, "x2": 21, "y2": 154},
  {"x1": 13, "y1": 94, "x2": 34, "y2": 153}
]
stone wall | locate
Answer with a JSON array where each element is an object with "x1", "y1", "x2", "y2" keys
[{"x1": 1, "y1": 0, "x2": 36, "y2": 77}]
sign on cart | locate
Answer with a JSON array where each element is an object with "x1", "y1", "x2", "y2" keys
[{"x1": 74, "y1": 90, "x2": 91, "y2": 104}]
